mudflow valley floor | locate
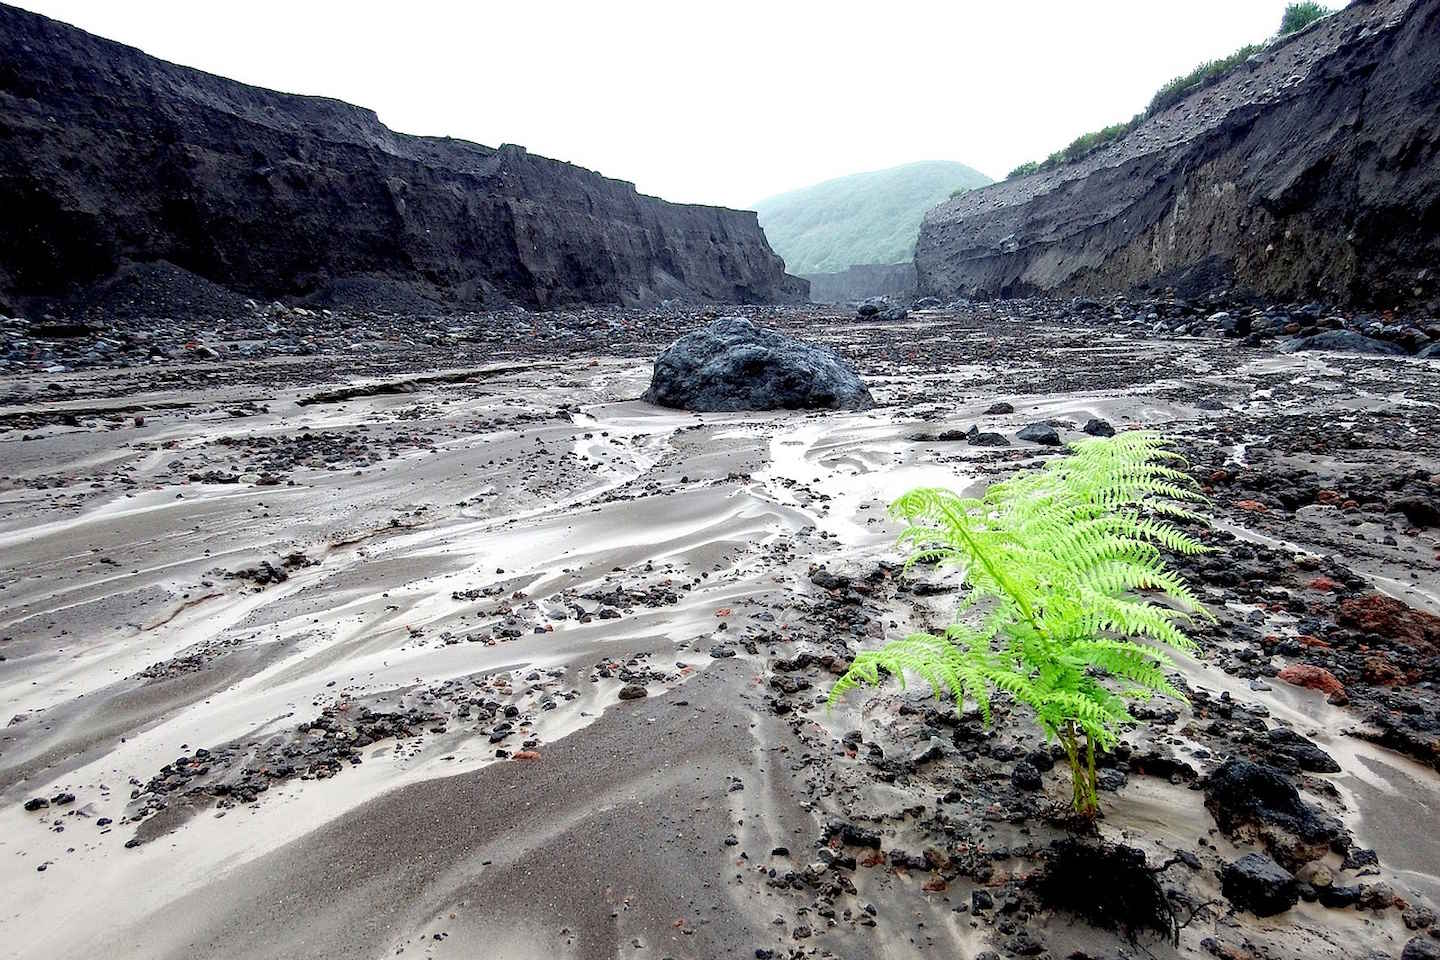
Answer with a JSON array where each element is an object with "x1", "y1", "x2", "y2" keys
[{"x1": 2, "y1": 307, "x2": 1440, "y2": 960}]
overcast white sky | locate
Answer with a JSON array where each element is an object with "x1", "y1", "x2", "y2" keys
[{"x1": 13, "y1": 0, "x2": 1342, "y2": 208}]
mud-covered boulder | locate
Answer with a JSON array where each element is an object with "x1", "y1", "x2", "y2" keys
[{"x1": 643, "y1": 317, "x2": 874, "y2": 412}]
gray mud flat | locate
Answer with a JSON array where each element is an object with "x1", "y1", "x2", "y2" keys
[{"x1": 2, "y1": 307, "x2": 1439, "y2": 960}]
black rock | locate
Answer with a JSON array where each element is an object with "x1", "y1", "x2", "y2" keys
[
  {"x1": 1096, "y1": 767, "x2": 1128, "y2": 792},
  {"x1": 810, "y1": 568, "x2": 851, "y2": 591},
  {"x1": 967, "y1": 425, "x2": 1010, "y2": 447},
  {"x1": 1391, "y1": 496, "x2": 1440, "y2": 528},
  {"x1": 1221, "y1": 853, "x2": 1299, "y2": 916},
  {"x1": 1317, "y1": 884, "x2": 1363, "y2": 908},
  {"x1": 1016, "y1": 423, "x2": 1061, "y2": 446},
  {"x1": 1011, "y1": 761, "x2": 1043, "y2": 791},
  {"x1": 972, "y1": 889, "x2": 994, "y2": 912},
  {"x1": 1204, "y1": 758, "x2": 1344, "y2": 868},
  {"x1": 985, "y1": 402, "x2": 1015, "y2": 415},
  {"x1": 1279, "y1": 331, "x2": 1408, "y2": 355},
  {"x1": 1403, "y1": 937, "x2": 1440, "y2": 960},
  {"x1": 617, "y1": 684, "x2": 648, "y2": 700},
  {"x1": 1082, "y1": 418, "x2": 1115, "y2": 438},
  {"x1": 643, "y1": 317, "x2": 873, "y2": 412},
  {"x1": 23, "y1": 797, "x2": 49, "y2": 812},
  {"x1": 1266, "y1": 727, "x2": 1341, "y2": 773}
]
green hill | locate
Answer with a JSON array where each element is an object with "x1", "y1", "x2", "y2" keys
[{"x1": 754, "y1": 161, "x2": 993, "y2": 275}]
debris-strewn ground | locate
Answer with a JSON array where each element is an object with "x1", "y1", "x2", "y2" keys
[{"x1": 2, "y1": 303, "x2": 1438, "y2": 960}]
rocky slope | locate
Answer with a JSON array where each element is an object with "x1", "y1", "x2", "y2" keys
[
  {"x1": 916, "y1": 0, "x2": 1440, "y2": 310},
  {"x1": 0, "y1": 4, "x2": 807, "y2": 314}
]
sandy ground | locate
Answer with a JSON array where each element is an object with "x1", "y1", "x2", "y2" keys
[{"x1": 2, "y1": 310, "x2": 1438, "y2": 960}]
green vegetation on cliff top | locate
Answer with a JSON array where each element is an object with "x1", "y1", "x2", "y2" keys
[{"x1": 1004, "y1": 2, "x2": 1339, "y2": 182}]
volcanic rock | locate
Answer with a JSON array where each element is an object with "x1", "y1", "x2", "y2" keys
[
  {"x1": 1402, "y1": 937, "x2": 1440, "y2": 960},
  {"x1": 643, "y1": 317, "x2": 874, "y2": 412},
  {"x1": 1204, "y1": 758, "x2": 1345, "y2": 868},
  {"x1": 1279, "y1": 331, "x2": 1409, "y2": 355},
  {"x1": 1016, "y1": 423, "x2": 1062, "y2": 446},
  {"x1": 1222, "y1": 853, "x2": 1299, "y2": 916}
]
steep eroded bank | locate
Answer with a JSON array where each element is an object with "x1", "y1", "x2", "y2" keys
[
  {"x1": 916, "y1": 0, "x2": 1440, "y2": 310},
  {"x1": 0, "y1": 4, "x2": 808, "y2": 314}
]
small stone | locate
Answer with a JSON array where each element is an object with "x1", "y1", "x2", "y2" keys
[
  {"x1": 618, "y1": 684, "x2": 648, "y2": 700},
  {"x1": 1011, "y1": 761, "x2": 1043, "y2": 791},
  {"x1": 1016, "y1": 423, "x2": 1061, "y2": 446},
  {"x1": 1082, "y1": 418, "x2": 1115, "y2": 437},
  {"x1": 1402, "y1": 936, "x2": 1440, "y2": 960},
  {"x1": 1404, "y1": 905, "x2": 1437, "y2": 930}
]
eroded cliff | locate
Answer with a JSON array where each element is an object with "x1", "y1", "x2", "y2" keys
[
  {"x1": 916, "y1": 0, "x2": 1440, "y2": 310},
  {"x1": 0, "y1": 4, "x2": 807, "y2": 314}
]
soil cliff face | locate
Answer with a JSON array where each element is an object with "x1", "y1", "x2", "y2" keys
[
  {"x1": 916, "y1": 0, "x2": 1440, "y2": 309},
  {"x1": 0, "y1": 5, "x2": 807, "y2": 313}
]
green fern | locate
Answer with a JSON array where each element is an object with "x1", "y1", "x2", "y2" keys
[{"x1": 831, "y1": 431, "x2": 1213, "y2": 815}]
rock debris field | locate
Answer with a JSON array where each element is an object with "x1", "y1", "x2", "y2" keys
[{"x1": 2, "y1": 300, "x2": 1440, "y2": 960}]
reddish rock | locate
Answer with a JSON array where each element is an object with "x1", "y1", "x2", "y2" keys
[
  {"x1": 1362, "y1": 657, "x2": 1409, "y2": 686},
  {"x1": 1338, "y1": 594, "x2": 1440, "y2": 653},
  {"x1": 1277, "y1": 664, "x2": 1346, "y2": 697},
  {"x1": 1308, "y1": 576, "x2": 1343, "y2": 592},
  {"x1": 1236, "y1": 499, "x2": 1269, "y2": 513},
  {"x1": 512, "y1": 750, "x2": 541, "y2": 761}
]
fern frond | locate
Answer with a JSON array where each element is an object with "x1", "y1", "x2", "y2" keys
[{"x1": 831, "y1": 432, "x2": 1211, "y2": 803}]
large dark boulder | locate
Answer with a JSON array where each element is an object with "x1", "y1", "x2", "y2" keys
[
  {"x1": 1221, "y1": 853, "x2": 1299, "y2": 916},
  {"x1": 643, "y1": 317, "x2": 873, "y2": 412},
  {"x1": 1204, "y1": 758, "x2": 1345, "y2": 869}
]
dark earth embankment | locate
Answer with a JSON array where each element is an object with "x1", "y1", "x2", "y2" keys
[
  {"x1": 916, "y1": 0, "x2": 1440, "y2": 310},
  {"x1": 0, "y1": 4, "x2": 808, "y2": 315}
]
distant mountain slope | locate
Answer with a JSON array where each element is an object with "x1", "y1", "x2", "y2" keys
[{"x1": 754, "y1": 161, "x2": 993, "y2": 275}]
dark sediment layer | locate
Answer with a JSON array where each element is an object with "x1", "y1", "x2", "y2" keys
[
  {"x1": 0, "y1": 4, "x2": 808, "y2": 314},
  {"x1": 915, "y1": 0, "x2": 1440, "y2": 310}
]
